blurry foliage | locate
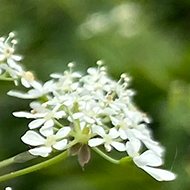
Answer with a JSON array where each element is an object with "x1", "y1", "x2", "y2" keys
[
  {"x1": 0, "y1": 0, "x2": 189, "y2": 190},
  {"x1": 144, "y1": 0, "x2": 190, "y2": 39}
]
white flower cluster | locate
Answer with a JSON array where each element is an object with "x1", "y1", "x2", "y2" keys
[
  {"x1": 0, "y1": 33, "x2": 176, "y2": 181},
  {"x1": 0, "y1": 32, "x2": 35, "y2": 87}
]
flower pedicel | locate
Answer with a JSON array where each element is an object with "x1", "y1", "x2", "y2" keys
[{"x1": 0, "y1": 32, "x2": 176, "y2": 182}]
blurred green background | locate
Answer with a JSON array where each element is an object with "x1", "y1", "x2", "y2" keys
[{"x1": 0, "y1": 0, "x2": 190, "y2": 189}]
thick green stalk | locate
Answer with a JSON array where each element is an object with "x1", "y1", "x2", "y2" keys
[{"x1": 0, "y1": 151, "x2": 68, "y2": 182}]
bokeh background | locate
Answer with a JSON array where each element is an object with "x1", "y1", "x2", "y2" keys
[{"x1": 0, "y1": 0, "x2": 190, "y2": 189}]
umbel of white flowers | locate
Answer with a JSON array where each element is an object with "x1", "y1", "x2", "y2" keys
[{"x1": 0, "y1": 32, "x2": 176, "y2": 182}]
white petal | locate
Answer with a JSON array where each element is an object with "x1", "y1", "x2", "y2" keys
[
  {"x1": 143, "y1": 139, "x2": 164, "y2": 157},
  {"x1": 88, "y1": 138, "x2": 104, "y2": 147},
  {"x1": 84, "y1": 116, "x2": 95, "y2": 124},
  {"x1": 29, "y1": 147, "x2": 52, "y2": 157},
  {"x1": 44, "y1": 119, "x2": 54, "y2": 128},
  {"x1": 54, "y1": 111, "x2": 65, "y2": 118},
  {"x1": 53, "y1": 139, "x2": 67, "y2": 150},
  {"x1": 136, "y1": 124, "x2": 151, "y2": 138},
  {"x1": 109, "y1": 103, "x2": 120, "y2": 111},
  {"x1": 111, "y1": 142, "x2": 126, "y2": 151},
  {"x1": 125, "y1": 129, "x2": 136, "y2": 141},
  {"x1": 72, "y1": 72, "x2": 82, "y2": 78},
  {"x1": 50, "y1": 73, "x2": 62, "y2": 78},
  {"x1": 109, "y1": 128, "x2": 119, "y2": 139},
  {"x1": 21, "y1": 131, "x2": 45, "y2": 146},
  {"x1": 0, "y1": 54, "x2": 5, "y2": 61},
  {"x1": 105, "y1": 144, "x2": 112, "y2": 152},
  {"x1": 143, "y1": 150, "x2": 163, "y2": 166},
  {"x1": 92, "y1": 126, "x2": 105, "y2": 137},
  {"x1": 28, "y1": 89, "x2": 42, "y2": 97},
  {"x1": 131, "y1": 129, "x2": 163, "y2": 157},
  {"x1": 30, "y1": 81, "x2": 42, "y2": 90},
  {"x1": 103, "y1": 108, "x2": 117, "y2": 115},
  {"x1": 12, "y1": 55, "x2": 22, "y2": 61},
  {"x1": 87, "y1": 67, "x2": 97, "y2": 75},
  {"x1": 21, "y1": 78, "x2": 30, "y2": 88},
  {"x1": 126, "y1": 138, "x2": 141, "y2": 157},
  {"x1": 110, "y1": 116, "x2": 119, "y2": 126},
  {"x1": 72, "y1": 112, "x2": 83, "y2": 119},
  {"x1": 29, "y1": 119, "x2": 45, "y2": 129},
  {"x1": 43, "y1": 80, "x2": 54, "y2": 89},
  {"x1": 63, "y1": 100, "x2": 73, "y2": 106},
  {"x1": 7, "y1": 58, "x2": 17, "y2": 68},
  {"x1": 134, "y1": 150, "x2": 163, "y2": 167},
  {"x1": 40, "y1": 127, "x2": 53, "y2": 137},
  {"x1": 119, "y1": 128, "x2": 127, "y2": 140},
  {"x1": 14, "y1": 64, "x2": 23, "y2": 72},
  {"x1": 7, "y1": 90, "x2": 35, "y2": 99},
  {"x1": 13, "y1": 111, "x2": 45, "y2": 118},
  {"x1": 70, "y1": 82, "x2": 78, "y2": 90},
  {"x1": 140, "y1": 166, "x2": 176, "y2": 181},
  {"x1": 13, "y1": 111, "x2": 35, "y2": 118},
  {"x1": 56, "y1": 127, "x2": 71, "y2": 139}
]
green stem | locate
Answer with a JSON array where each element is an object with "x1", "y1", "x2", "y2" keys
[
  {"x1": 66, "y1": 107, "x2": 81, "y2": 133},
  {"x1": 0, "y1": 156, "x2": 15, "y2": 169},
  {"x1": 0, "y1": 77, "x2": 15, "y2": 81},
  {"x1": 92, "y1": 147, "x2": 120, "y2": 164},
  {"x1": 53, "y1": 119, "x2": 64, "y2": 128},
  {"x1": 0, "y1": 151, "x2": 69, "y2": 182}
]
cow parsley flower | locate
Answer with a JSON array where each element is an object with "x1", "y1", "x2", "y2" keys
[
  {"x1": 0, "y1": 32, "x2": 37, "y2": 88},
  {"x1": 13, "y1": 101, "x2": 66, "y2": 130},
  {"x1": 8, "y1": 80, "x2": 55, "y2": 99},
  {"x1": 0, "y1": 32, "x2": 178, "y2": 184},
  {"x1": 89, "y1": 125, "x2": 126, "y2": 152},
  {"x1": 21, "y1": 127, "x2": 71, "y2": 157},
  {"x1": 7, "y1": 61, "x2": 176, "y2": 181},
  {"x1": 0, "y1": 32, "x2": 22, "y2": 67},
  {"x1": 126, "y1": 140, "x2": 176, "y2": 181}
]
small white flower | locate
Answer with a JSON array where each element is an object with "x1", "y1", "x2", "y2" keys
[
  {"x1": 13, "y1": 102, "x2": 65, "y2": 129},
  {"x1": 51, "y1": 63, "x2": 82, "y2": 93},
  {"x1": 134, "y1": 150, "x2": 176, "y2": 181},
  {"x1": 88, "y1": 126, "x2": 125, "y2": 152},
  {"x1": 126, "y1": 140, "x2": 176, "y2": 181},
  {"x1": 126, "y1": 138, "x2": 141, "y2": 157},
  {"x1": 8, "y1": 80, "x2": 55, "y2": 99},
  {"x1": 4, "y1": 55, "x2": 175, "y2": 181},
  {"x1": 81, "y1": 66, "x2": 112, "y2": 97},
  {"x1": 20, "y1": 71, "x2": 35, "y2": 88},
  {"x1": 0, "y1": 32, "x2": 22, "y2": 67},
  {"x1": 0, "y1": 63, "x2": 21, "y2": 79},
  {"x1": 21, "y1": 127, "x2": 71, "y2": 157},
  {"x1": 128, "y1": 128, "x2": 165, "y2": 157},
  {"x1": 72, "y1": 101, "x2": 102, "y2": 124}
]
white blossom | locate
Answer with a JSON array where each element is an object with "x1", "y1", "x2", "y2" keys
[
  {"x1": 89, "y1": 125, "x2": 126, "y2": 152},
  {"x1": 13, "y1": 102, "x2": 65, "y2": 129},
  {"x1": 21, "y1": 127, "x2": 71, "y2": 157},
  {"x1": 126, "y1": 140, "x2": 176, "y2": 181},
  {"x1": 7, "y1": 59, "x2": 176, "y2": 181},
  {"x1": 0, "y1": 32, "x2": 22, "y2": 68},
  {"x1": 8, "y1": 80, "x2": 55, "y2": 99}
]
